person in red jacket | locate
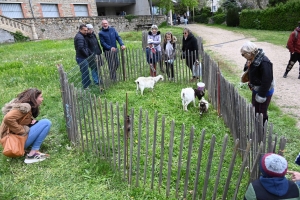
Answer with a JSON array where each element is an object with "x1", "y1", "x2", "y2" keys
[{"x1": 283, "y1": 21, "x2": 300, "y2": 79}]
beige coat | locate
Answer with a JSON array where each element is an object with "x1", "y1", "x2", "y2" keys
[{"x1": 0, "y1": 101, "x2": 31, "y2": 139}]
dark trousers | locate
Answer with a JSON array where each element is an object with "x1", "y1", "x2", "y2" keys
[
  {"x1": 105, "y1": 51, "x2": 119, "y2": 81},
  {"x1": 76, "y1": 57, "x2": 91, "y2": 89},
  {"x1": 285, "y1": 52, "x2": 300, "y2": 74},
  {"x1": 165, "y1": 62, "x2": 174, "y2": 78},
  {"x1": 252, "y1": 93, "x2": 272, "y2": 123}
]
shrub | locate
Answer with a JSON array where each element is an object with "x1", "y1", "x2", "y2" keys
[
  {"x1": 239, "y1": 0, "x2": 300, "y2": 31},
  {"x1": 12, "y1": 31, "x2": 29, "y2": 42},
  {"x1": 125, "y1": 14, "x2": 137, "y2": 22},
  {"x1": 226, "y1": 7, "x2": 240, "y2": 27},
  {"x1": 211, "y1": 13, "x2": 226, "y2": 24}
]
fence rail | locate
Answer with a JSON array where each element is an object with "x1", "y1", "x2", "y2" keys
[{"x1": 57, "y1": 35, "x2": 286, "y2": 199}]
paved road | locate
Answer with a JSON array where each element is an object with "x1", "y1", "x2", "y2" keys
[{"x1": 184, "y1": 24, "x2": 300, "y2": 128}]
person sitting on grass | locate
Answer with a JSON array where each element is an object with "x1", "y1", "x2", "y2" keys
[{"x1": 0, "y1": 88, "x2": 51, "y2": 164}]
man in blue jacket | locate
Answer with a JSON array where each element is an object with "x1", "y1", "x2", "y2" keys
[
  {"x1": 74, "y1": 24, "x2": 93, "y2": 89},
  {"x1": 99, "y1": 20, "x2": 126, "y2": 81}
]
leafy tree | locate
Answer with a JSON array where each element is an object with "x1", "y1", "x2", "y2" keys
[{"x1": 180, "y1": 0, "x2": 199, "y2": 8}]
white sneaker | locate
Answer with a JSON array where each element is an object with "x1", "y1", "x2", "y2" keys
[{"x1": 24, "y1": 153, "x2": 46, "y2": 164}]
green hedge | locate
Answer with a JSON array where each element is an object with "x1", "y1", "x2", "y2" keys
[
  {"x1": 240, "y1": 0, "x2": 300, "y2": 31},
  {"x1": 211, "y1": 14, "x2": 226, "y2": 24}
]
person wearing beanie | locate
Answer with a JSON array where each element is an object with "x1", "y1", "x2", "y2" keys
[
  {"x1": 85, "y1": 24, "x2": 103, "y2": 86},
  {"x1": 244, "y1": 153, "x2": 300, "y2": 200},
  {"x1": 283, "y1": 21, "x2": 300, "y2": 79}
]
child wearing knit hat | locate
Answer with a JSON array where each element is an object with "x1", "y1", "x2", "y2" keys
[{"x1": 244, "y1": 153, "x2": 300, "y2": 200}]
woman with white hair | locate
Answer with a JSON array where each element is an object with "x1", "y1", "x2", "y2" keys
[
  {"x1": 147, "y1": 25, "x2": 164, "y2": 73},
  {"x1": 240, "y1": 41, "x2": 274, "y2": 124}
]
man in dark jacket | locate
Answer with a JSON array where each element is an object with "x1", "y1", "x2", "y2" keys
[
  {"x1": 74, "y1": 24, "x2": 93, "y2": 89},
  {"x1": 283, "y1": 21, "x2": 300, "y2": 79},
  {"x1": 244, "y1": 153, "x2": 300, "y2": 200},
  {"x1": 86, "y1": 24, "x2": 102, "y2": 86},
  {"x1": 99, "y1": 20, "x2": 126, "y2": 81}
]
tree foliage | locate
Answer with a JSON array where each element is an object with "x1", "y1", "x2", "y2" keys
[{"x1": 268, "y1": 0, "x2": 288, "y2": 7}]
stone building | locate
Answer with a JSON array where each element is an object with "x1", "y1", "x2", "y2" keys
[{"x1": 0, "y1": 0, "x2": 150, "y2": 18}]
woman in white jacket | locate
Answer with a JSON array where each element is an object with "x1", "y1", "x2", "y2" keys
[{"x1": 147, "y1": 25, "x2": 164, "y2": 73}]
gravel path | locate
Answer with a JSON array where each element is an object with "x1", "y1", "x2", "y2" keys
[{"x1": 185, "y1": 24, "x2": 300, "y2": 128}]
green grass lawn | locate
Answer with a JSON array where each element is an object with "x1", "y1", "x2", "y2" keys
[{"x1": 0, "y1": 25, "x2": 299, "y2": 199}]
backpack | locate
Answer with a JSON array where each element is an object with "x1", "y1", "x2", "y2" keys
[{"x1": 286, "y1": 30, "x2": 298, "y2": 49}]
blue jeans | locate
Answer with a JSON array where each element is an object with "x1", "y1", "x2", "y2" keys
[
  {"x1": 88, "y1": 55, "x2": 100, "y2": 85},
  {"x1": 76, "y1": 57, "x2": 100, "y2": 88},
  {"x1": 25, "y1": 119, "x2": 52, "y2": 150}
]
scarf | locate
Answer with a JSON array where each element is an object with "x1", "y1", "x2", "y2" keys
[
  {"x1": 166, "y1": 41, "x2": 173, "y2": 57},
  {"x1": 252, "y1": 48, "x2": 265, "y2": 67}
]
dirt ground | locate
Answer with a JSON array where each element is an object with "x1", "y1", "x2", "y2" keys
[{"x1": 185, "y1": 24, "x2": 300, "y2": 129}]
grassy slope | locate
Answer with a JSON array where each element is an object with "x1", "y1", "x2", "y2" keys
[{"x1": 0, "y1": 24, "x2": 298, "y2": 199}]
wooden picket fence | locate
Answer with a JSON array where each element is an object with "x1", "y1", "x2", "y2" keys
[{"x1": 58, "y1": 35, "x2": 286, "y2": 199}]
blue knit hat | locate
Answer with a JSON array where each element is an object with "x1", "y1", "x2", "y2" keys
[{"x1": 260, "y1": 153, "x2": 288, "y2": 177}]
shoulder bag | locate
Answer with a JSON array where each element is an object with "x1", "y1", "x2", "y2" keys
[{"x1": 0, "y1": 114, "x2": 29, "y2": 157}]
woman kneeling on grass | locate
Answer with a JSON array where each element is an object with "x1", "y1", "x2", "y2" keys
[{"x1": 0, "y1": 88, "x2": 51, "y2": 164}]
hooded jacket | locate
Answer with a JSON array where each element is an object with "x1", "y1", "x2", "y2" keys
[
  {"x1": 244, "y1": 178, "x2": 300, "y2": 200},
  {"x1": 148, "y1": 31, "x2": 161, "y2": 52},
  {"x1": 99, "y1": 26, "x2": 124, "y2": 51},
  {"x1": 287, "y1": 27, "x2": 300, "y2": 54},
  {"x1": 0, "y1": 100, "x2": 31, "y2": 139}
]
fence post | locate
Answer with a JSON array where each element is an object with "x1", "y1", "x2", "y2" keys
[{"x1": 121, "y1": 50, "x2": 126, "y2": 81}]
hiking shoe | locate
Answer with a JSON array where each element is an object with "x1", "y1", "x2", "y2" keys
[
  {"x1": 283, "y1": 72, "x2": 288, "y2": 78},
  {"x1": 24, "y1": 153, "x2": 46, "y2": 164}
]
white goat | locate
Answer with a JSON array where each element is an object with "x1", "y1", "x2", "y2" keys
[
  {"x1": 199, "y1": 98, "x2": 209, "y2": 116},
  {"x1": 135, "y1": 75, "x2": 164, "y2": 95},
  {"x1": 181, "y1": 88, "x2": 205, "y2": 111}
]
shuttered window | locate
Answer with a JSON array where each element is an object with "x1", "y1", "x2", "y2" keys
[
  {"x1": 0, "y1": 3, "x2": 24, "y2": 18},
  {"x1": 41, "y1": 4, "x2": 59, "y2": 17},
  {"x1": 74, "y1": 4, "x2": 88, "y2": 17}
]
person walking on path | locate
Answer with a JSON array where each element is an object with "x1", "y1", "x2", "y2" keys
[
  {"x1": 240, "y1": 41, "x2": 274, "y2": 124},
  {"x1": 283, "y1": 21, "x2": 300, "y2": 79},
  {"x1": 74, "y1": 24, "x2": 93, "y2": 89},
  {"x1": 85, "y1": 24, "x2": 102, "y2": 86},
  {"x1": 99, "y1": 20, "x2": 126, "y2": 81}
]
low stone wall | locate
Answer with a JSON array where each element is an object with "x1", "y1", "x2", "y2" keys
[{"x1": 16, "y1": 15, "x2": 166, "y2": 40}]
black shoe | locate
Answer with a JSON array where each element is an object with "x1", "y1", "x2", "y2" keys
[
  {"x1": 283, "y1": 72, "x2": 288, "y2": 78},
  {"x1": 298, "y1": 75, "x2": 300, "y2": 79}
]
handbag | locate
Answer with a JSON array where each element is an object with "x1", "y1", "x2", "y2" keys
[
  {"x1": 0, "y1": 113, "x2": 29, "y2": 157},
  {"x1": 192, "y1": 61, "x2": 202, "y2": 78},
  {"x1": 1, "y1": 130, "x2": 28, "y2": 157},
  {"x1": 241, "y1": 69, "x2": 249, "y2": 83}
]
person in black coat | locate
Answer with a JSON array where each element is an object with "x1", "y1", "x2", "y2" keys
[
  {"x1": 86, "y1": 24, "x2": 103, "y2": 86},
  {"x1": 182, "y1": 28, "x2": 199, "y2": 82},
  {"x1": 74, "y1": 24, "x2": 93, "y2": 89}
]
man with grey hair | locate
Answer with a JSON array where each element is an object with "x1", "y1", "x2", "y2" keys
[{"x1": 99, "y1": 20, "x2": 126, "y2": 81}]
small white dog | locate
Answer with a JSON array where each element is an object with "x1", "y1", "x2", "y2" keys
[{"x1": 135, "y1": 75, "x2": 164, "y2": 95}]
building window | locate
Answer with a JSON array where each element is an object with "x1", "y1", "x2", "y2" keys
[
  {"x1": 0, "y1": 3, "x2": 24, "y2": 18},
  {"x1": 74, "y1": 4, "x2": 88, "y2": 17},
  {"x1": 41, "y1": 4, "x2": 59, "y2": 17}
]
